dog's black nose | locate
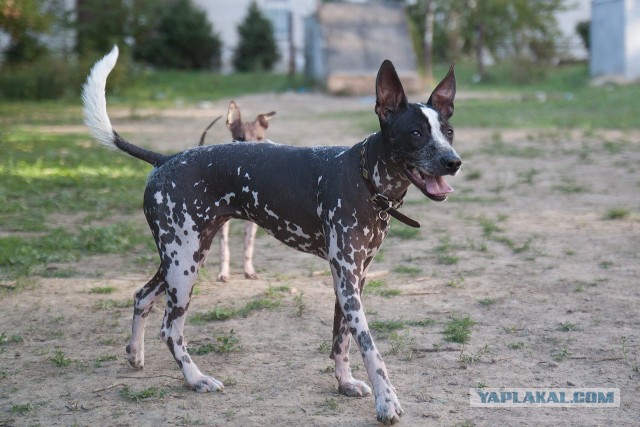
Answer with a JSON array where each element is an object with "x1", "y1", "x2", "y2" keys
[{"x1": 442, "y1": 154, "x2": 462, "y2": 173}]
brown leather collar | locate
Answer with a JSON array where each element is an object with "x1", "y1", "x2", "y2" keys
[{"x1": 359, "y1": 139, "x2": 420, "y2": 228}]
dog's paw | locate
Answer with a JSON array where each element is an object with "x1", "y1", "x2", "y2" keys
[
  {"x1": 244, "y1": 271, "x2": 259, "y2": 280},
  {"x1": 375, "y1": 390, "x2": 404, "y2": 425},
  {"x1": 125, "y1": 344, "x2": 144, "y2": 369},
  {"x1": 216, "y1": 273, "x2": 228, "y2": 282},
  {"x1": 338, "y1": 379, "x2": 372, "y2": 397},
  {"x1": 193, "y1": 375, "x2": 224, "y2": 393}
]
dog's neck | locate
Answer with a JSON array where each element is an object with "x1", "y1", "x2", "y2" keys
[{"x1": 360, "y1": 132, "x2": 411, "y2": 203}]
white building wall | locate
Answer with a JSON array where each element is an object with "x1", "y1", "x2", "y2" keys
[
  {"x1": 591, "y1": 0, "x2": 640, "y2": 81},
  {"x1": 193, "y1": 0, "x2": 317, "y2": 73}
]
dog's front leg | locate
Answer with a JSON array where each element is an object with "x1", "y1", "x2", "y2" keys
[
  {"x1": 331, "y1": 298, "x2": 372, "y2": 397},
  {"x1": 127, "y1": 268, "x2": 166, "y2": 369},
  {"x1": 327, "y1": 241, "x2": 403, "y2": 424}
]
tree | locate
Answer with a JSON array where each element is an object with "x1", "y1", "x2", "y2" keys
[
  {"x1": 451, "y1": 0, "x2": 566, "y2": 80},
  {"x1": 75, "y1": 0, "x2": 129, "y2": 56},
  {"x1": 0, "y1": 0, "x2": 52, "y2": 62},
  {"x1": 404, "y1": 0, "x2": 566, "y2": 81},
  {"x1": 233, "y1": 1, "x2": 280, "y2": 72},
  {"x1": 133, "y1": 0, "x2": 222, "y2": 70}
]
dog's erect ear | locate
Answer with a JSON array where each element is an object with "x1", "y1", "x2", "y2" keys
[
  {"x1": 375, "y1": 60, "x2": 408, "y2": 122},
  {"x1": 427, "y1": 63, "x2": 456, "y2": 120},
  {"x1": 226, "y1": 101, "x2": 241, "y2": 130},
  {"x1": 256, "y1": 111, "x2": 276, "y2": 129}
]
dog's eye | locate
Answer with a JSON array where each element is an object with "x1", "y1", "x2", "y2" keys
[
  {"x1": 446, "y1": 128, "x2": 454, "y2": 137},
  {"x1": 411, "y1": 130, "x2": 421, "y2": 137}
]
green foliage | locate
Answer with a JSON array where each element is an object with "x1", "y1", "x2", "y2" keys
[
  {"x1": 576, "y1": 20, "x2": 590, "y2": 51},
  {"x1": 233, "y1": 1, "x2": 280, "y2": 72},
  {"x1": 406, "y1": 0, "x2": 566, "y2": 78},
  {"x1": 191, "y1": 330, "x2": 239, "y2": 355},
  {"x1": 50, "y1": 350, "x2": 72, "y2": 367},
  {"x1": 443, "y1": 315, "x2": 475, "y2": 343},
  {"x1": 120, "y1": 385, "x2": 166, "y2": 402},
  {"x1": 133, "y1": 0, "x2": 222, "y2": 70},
  {"x1": 190, "y1": 287, "x2": 287, "y2": 324},
  {"x1": 75, "y1": 0, "x2": 130, "y2": 56},
  {"x1": 0, "y1": 130, "x2": 152, "y2": 280},
  {"x1": 0, "y1": 0, "x2": 53, "y2": 63}
]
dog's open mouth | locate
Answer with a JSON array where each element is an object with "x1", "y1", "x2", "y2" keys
[{"x1": 404, "y1": 166, "x2": 454, "y2": 202}]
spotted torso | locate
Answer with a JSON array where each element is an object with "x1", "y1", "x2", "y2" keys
[{"x1": 143, "y1": 138, "x2": 397, "y2": 263}]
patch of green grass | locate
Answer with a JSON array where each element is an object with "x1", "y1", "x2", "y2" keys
[
  {"x1": 370, "y1": 319, "x2": 406, "y2": 339},
  {"x1": 479, "y1": 138, "x2": 542, "y2": 158},
  {"x1": 50, "y1": 350, "x2": 72, "y2": 367},
  {"x1": 518, "y1": 168, "x2": 540, "y2": 185},
  {"x1": 438, "y1": 254, "x2": 459, "y2": 265},
  {"x1": 446, "y1": 277, "x2": 465, "y2": 288},
  {"x1": 553, "y1": 179, "x2": 586, "y2": 193},
  {"x1": 508, "y1": 342, "x2": 525, "y2": 350},
  {"x1": 119, "y1": 385, "x2": 166, "y2": 402},
  {"x1": 443, "y1": 315, "x2": 475, "y2": 344},
  {"x1": 0, "y1": 130, "x2": 153, "y2": 281},
  {"x1": 465, "y1": 170, "x2": 482, "y2": 180},
  {"x1": 406, "y1": 318, "x2": 435, "y2": 327},
  {"x1": 393, "y1": 265, "x2": 422, "y2": 276},
  {"x1": 558, "y1": 322, "x2": 578, "y2": 332},
  {"x1": 94, "y1": 354, "x2": 118, "y2": 367},
  {"x1": 1, "y1": 221, "x2": 151, "y2": 280},
  {"x1": 294, "y1": 292, "x2": 306, "y2": 317},
  {"x1": 10, "y1": 403, "x2": 35, "y2": 414},
  {"x1": 364, "y1": 279, "x2": 401, "y2": 297},
  {"x1": 315, "y1": 397, "x2": 342, "y2": 415},
  {"x1": 459, "y1": 344, "x2": 489, "y2": 365},
  {"x1": 89, "y1": 286, "x2": 117, "y2": 294},
  {"x1": 552, "y1": 347, "x2": 571, "y2": 362},
  {"x1": 191, "y1": 306, "x2": 235, "y2": 323},
  {"x1": 387, "y1": 221, "x2": 421, "y2": 239},
  {"x1": 118, "y1": 70, "x2": 303, "y2": 107},
  {"x1": 95, "y1": 299, "x2": 132, "y2": 310},
  {"x1": 191, "y1": 330, "x2": 239, "y2": 355},
  {"x1": 388, "y1": 331, "x2": 415, "y2": 360},
  {"x1": 478, "y1": 298, "x2": 497, "y2": 306},
  {"x1": 191, "y1": 288, "x2": 285, "y2": 324},
  {"x1": 604, "y1": 208, "x2": 630, "y2": 220},
  {"x1": 0, "y1": 332, "x2": 23, "y2": 346},
  {"x1": 317, "y1": 341, "x2": 331, "y2": 353}
]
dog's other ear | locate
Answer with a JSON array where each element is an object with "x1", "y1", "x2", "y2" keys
[
  {"x1": 256, "y1": 111, "x2": 276, "y2": 129},
  {"x1": 226, "y1": 101, "x2": 241, "y2": 130},
  {"x1": 375, "y1": 60, "x2": 408, "y2": 122},
  {"x1": 427, "y1": 63, "x2": 456, "y2": 120}
]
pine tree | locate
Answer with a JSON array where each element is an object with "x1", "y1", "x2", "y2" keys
[{"x1": 232, "y1": 1, "x2": 280, "y2": 72}]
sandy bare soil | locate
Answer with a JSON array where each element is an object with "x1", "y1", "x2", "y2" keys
[{"x1": 1, "y1": 92, "x2": 639, "y2": 426}]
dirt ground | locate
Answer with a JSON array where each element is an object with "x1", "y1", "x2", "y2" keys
[{"x1": 1, "y1": 92, "x2": 639, "y2": 426}]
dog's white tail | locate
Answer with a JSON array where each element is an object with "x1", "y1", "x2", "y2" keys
[
  {"x1": 82, "y1": 45, "x2": 119, "y2": 150},
  {"x1": 81, "y1": 46, "x2": 167, "y2": 166}
]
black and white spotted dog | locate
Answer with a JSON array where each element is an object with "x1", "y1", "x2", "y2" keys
[{"x1": 82, "y1": 46, "x2": 461, "y2": 425}]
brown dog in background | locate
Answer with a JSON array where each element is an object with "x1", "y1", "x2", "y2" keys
[{"x1": 199, "y1": 101, "x2": 276, "y2": 281}]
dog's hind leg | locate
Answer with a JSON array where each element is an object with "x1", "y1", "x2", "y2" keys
[
  {"x1": 161, "y1": 216, "x2": 227, "y2": 392},
  {"x1": 243, "y1": 221, "x2": 259, "y2": 279},
  {"x1": 126, "y1": 268, "x2": 166, "y2": 369}
]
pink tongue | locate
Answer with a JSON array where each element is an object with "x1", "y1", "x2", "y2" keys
[{"x1": 425, "y1": 175, "x2": 454, "y2": 195}]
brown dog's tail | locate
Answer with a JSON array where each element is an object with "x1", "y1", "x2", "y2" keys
[
  {"x1": 82, "y1": 46, "x2": 168, "y2": 167},
  {"x1": 198, "y1": 115, "x2": 222, "y2": 146}
]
